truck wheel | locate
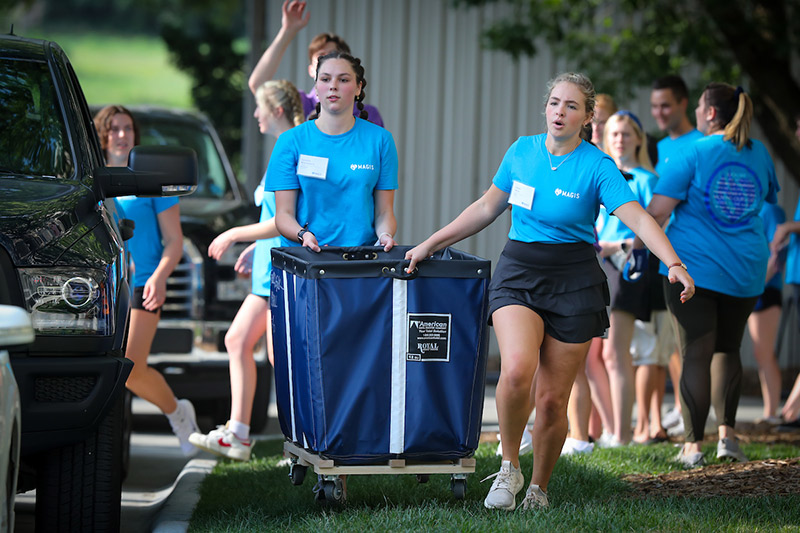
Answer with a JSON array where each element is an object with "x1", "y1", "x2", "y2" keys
[
  {"x1": 35, "y1": 392, "x2": 124, "y2": 532},
  {"x1": 121, "y1": 389, "x2": 132, "y2": 481},
  {"x1": 249, "y1": 362, "x2": 272, "y2": 433}
]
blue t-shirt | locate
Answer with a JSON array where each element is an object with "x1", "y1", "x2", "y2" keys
[
  {"x1": 655, "y1": 129, "x2": 704, "y2": 176},
  {"x1": 759, "y1": 202, "x2": 786, "y2": 291},
  {"x1": 265, "y1": 119, "x2": 399, "y2": 247},
  {"x1": 492, "y1": 135, "x2": 637, "y2": 244},
  {"x1": 115, "y1": 196, "x2": 180, "y2": 288},
  {"x1": 596, "y1": 167, "x2": 657, "y2": 242},
  {"x1": 785, "y1": 200, "x2": 800, "y2": 285},
  {"x1": 252, "y1": 178, "x2": 281, "y2": 297},
  {"x1": 654, "y1": 135, "x2": 779, "y2": 297}
]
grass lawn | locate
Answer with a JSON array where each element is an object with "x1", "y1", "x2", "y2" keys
[
  {"x1": 26, "y1": 30, "x2": 193, "y2": 109},
  {"x1": 189, "y1": 438, "x2": 800, "y2": 532}
]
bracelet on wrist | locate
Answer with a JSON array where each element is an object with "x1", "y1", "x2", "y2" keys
[
  {"x1": 668, "y1": 262, "x2": 687, "y2": 271},
  {"x1": 297, "y1": 222, "x2": 312, "y2": 244},
  {"x1": 378, "y1": 232, "x2": 393, "y2": 242}
]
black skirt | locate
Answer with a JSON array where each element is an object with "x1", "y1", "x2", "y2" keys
[{"x1": 488, "y1": 240, "x2": 610, "y2": 343}]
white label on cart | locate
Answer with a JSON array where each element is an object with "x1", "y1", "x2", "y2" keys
[{"x1": 407, "y1": 313, "x2": 451, "y2": 362}]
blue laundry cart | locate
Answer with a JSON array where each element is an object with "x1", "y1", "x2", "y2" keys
[{"x1": 270, "y1": 246, "x2": 490, "y2": 502}]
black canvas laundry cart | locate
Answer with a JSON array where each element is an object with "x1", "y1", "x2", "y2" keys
[{"x1": 270, "y1": 246, "x2": 491, "y2": 503}]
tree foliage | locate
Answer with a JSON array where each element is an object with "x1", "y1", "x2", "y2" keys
[
  {"x1": 454, "y1": 0, "x2": 800, "y2": 185},
  {"x1": 140, "y1": 1, "x2": 246, "y2": 165}
]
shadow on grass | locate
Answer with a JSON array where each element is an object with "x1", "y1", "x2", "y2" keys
[{"x1": 190, "y1": 440, "x2": 638, "y2": 532}]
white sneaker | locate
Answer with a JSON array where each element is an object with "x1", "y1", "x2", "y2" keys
[
  {"x1": 662, "y1": 406, "x2": 682, "y2": 429},
  {"x1": 189, "y1": 423, "x2": 252, "y2": 461},
  {"x1": 596, "y1": 431, "x2": 623, "y2": 449},
  {"x1": 496, "y1": 428, "x2": 533, "y2": 457},
  {"x1": 518, "y1": 484, "x2": 549, "y2": 510},
  {"x1": 666, "y1": 417, "x2": 685, "y2": 438},
  {"x1": 169, "y1": 399, "x2": 200, "y2": 457},
  {"x1": 560, "y1": 437, "x2": 594, "y2": 456},
  {"x1": 482, "y1": 460, "x2": 524, "y2": 510}
]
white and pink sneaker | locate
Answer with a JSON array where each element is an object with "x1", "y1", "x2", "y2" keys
[{"x1": 189, "y1": 423, "x2": 252, "y2": 461}]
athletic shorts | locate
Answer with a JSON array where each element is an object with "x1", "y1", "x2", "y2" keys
[
  {"x1": 488, "y1": 240, "x2": 610, "y2": 344},
  {"x1": 131, "y1": 286, "x2": 160, "y2": 314},
  {"x1": 752, "y1": 287, "x2": 782, "y2": 313}
]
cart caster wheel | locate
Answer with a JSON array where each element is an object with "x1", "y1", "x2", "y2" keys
[
  {"x1": 451, "y1": 478, "x2": 467, "y2": 500},
  {"x1": 289, "y1": 463, "x2": 307, "y2": 486},
  {"x1": 416, "y1": 474, "x2": 430, "y2": 484},
  {"x1": 323, "y1": 479, "x2": 345, "y2": 503}
]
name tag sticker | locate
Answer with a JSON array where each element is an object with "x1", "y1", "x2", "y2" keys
[
  {"x1": 297, "y1": 154, "x2": 329, "y2": 180},
  {"x1": 508, "y1": 180, "x2": 535, "y2": 210}
]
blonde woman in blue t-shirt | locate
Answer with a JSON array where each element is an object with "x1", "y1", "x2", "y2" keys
[
  {"x1": 406, "y1": 73, "x2": 694, "y2": 511},
  {"x1": 189, "y1": 80, "x2": 305, "y2": 461}
]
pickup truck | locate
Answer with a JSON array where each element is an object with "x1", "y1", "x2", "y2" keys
[{"x1": 0, "y1": 34, "x2": 196, "y2": 532}]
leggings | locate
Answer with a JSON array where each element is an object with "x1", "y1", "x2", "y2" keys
[{"x1": 664, "y1": 281, "x2": 758, "y2": 442}]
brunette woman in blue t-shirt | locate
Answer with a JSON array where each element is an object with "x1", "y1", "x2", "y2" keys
[
  {"x1": 94, "y1": 105, "x2": 199, "y2": 456},
  {"x1": 406, "y1": 73, "x2": 694, "y2": 511},
  {"x1": 642, "y1": 84, "x2": 780, "y2": 467}
]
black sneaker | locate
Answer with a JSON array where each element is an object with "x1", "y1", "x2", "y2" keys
[{"x1": 775, "y1": 418, "x2": 800, "y2": 433}]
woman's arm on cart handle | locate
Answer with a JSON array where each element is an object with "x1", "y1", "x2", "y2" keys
[{"x1": 405, "y1": 185, "x2": 509, "y2": 272}]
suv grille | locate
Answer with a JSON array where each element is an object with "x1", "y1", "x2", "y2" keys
[
  {"x1": 161, "y1": 238, "x2": 203, "y2": 319},
  {"x1": 34, "y1": 376, "x2": 96, "y2": 402}
]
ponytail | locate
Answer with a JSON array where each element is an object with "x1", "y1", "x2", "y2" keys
[
  {"x1": 704, "y1": 83, "x2": 753, "y2": 151},
  {"x1": 723, "y1": 89, "x2": 753, "y2": 151}
]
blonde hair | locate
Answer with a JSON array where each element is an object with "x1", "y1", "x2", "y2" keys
[
  {"x1": 603, "y1": 112, "x2": 655, "y2": 173},
  {"x1": 256, "y1": 80, "x2": 305, "y2": 127},
  {"x1": 545, "y1": 72, "x2": 596, "y2": 115},
  {"x1": 704, "y1": 82, "x2": 753, "y2": 151}
]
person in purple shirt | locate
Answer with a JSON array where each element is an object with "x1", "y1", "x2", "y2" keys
[{"x1": 248, "y1": 0, "x2": 384, "y2": 127}]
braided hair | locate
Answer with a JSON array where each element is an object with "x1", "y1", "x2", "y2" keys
[
  {"x1": 257, "y1": 79, "x2": 305, "y2": 127},
  {"x1": 308, "y1": 51, "x2": 369, "y2": 121}
]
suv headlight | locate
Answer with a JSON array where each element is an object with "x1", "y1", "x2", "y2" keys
[{"x1": 19, "y1": 267, "x2": 115, "y2": 335}]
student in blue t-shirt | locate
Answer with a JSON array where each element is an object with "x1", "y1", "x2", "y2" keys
[
  {"x1": 641, "y1": 83, "x2": 780, "y2": 468},
  {"x1": 93, "y1": 105, "x2": 200, "y2": 456},
  {"x1": 594, "y1": 111, "x2": 659, "y2": 448},
  {"x1": 649, "y1": 74, "x2": 704, "y2": 437},
  {"x1": 770, "y1": 112, "x2": 800, "y2": 430},
  {"x1": 406, "y1": 73, "x2": 694, "y2": 511},
  {"x1": 248, "y1": 0, "x2": 385, "y2": 127},
  {"x1": 266, "y1": 52, "x2": 398, "y2": 251},
  {"x1": 188, "y1": 80, "x2": 304, "y2": 462},
  {"x1": 263, "y1": 52, "x2": 398, "y2": 500},
  {"x1": 746, "y1": 202, "x2": 786, "y2": 424}
]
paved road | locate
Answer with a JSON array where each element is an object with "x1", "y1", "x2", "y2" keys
[{"x1": 14, "y1": 401, "x2": 195, "y2": 533}]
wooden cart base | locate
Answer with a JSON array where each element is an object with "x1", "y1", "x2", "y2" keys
[{"x1": 283, "y1": 440, "x2": 475, "y2": 503}]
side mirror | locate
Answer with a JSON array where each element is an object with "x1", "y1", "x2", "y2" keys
[
  {"x1": 0, "y1": 305, "x2": 35, "y2": 348},
  {"x1": 96, "y1": 145, "x2": 198, "y2": 199}
]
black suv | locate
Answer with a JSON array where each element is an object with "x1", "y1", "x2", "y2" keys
[
  {"x1": 0, "y1": 35, "x2": 196, "y2": 531},
  {"x1": 125, "y1": 106, "x2": 272, "y2": 432}
]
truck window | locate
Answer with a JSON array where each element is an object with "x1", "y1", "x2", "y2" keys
[{"x1": 0, "y1": 59, "x2": 74, "y2": 178}]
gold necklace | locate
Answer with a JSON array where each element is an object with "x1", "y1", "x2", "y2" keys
[{"x1": 547, "y1": 143, "x2": 579, "y2": 171}]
